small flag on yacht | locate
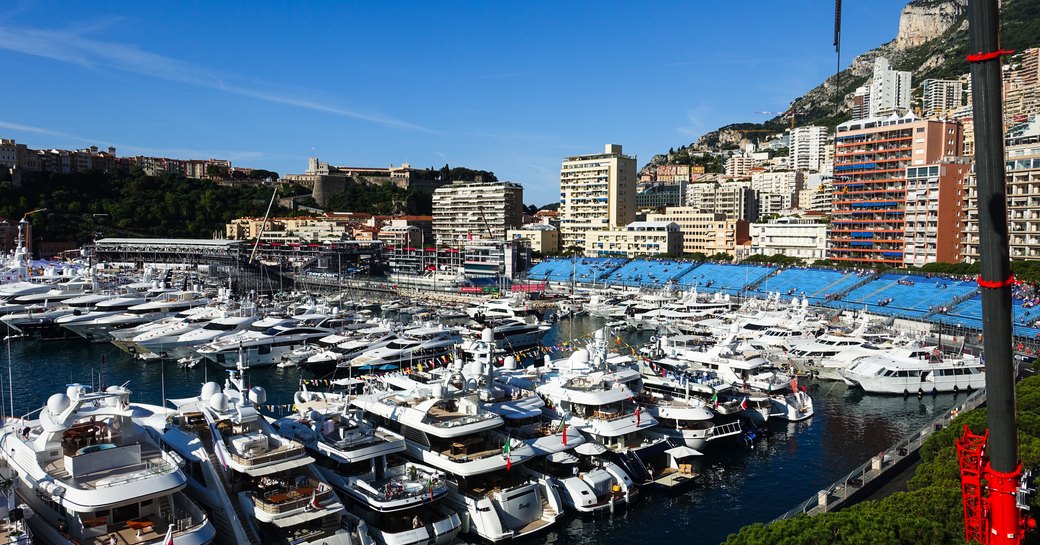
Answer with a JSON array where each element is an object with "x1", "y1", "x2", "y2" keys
[
  {"x1": 427, "y1": 478, "x2": 434, "y2": 500},
  {"x1": 163, "y1": 523, "x2": 174, "y2": 545},
  {"x1": 740, "y1": 397, "x2": 748, "y2": 410},
  {"x1": 635, "y1": 406, "x2": 641, "y2": 426},
  {"x1": 709, "y1": 392, "x2": 718, "y2": 409},
  {"x1": 503, "y1": 440, "x2": 512, "y2": 470},
  {"x1": 310, "y1": 489, "x2": 322, "y2": 510},
  {"x1": 562, "y1": 419, "x2": 568, "y2": 446},
  {"x1": 789, "y1": 377, "x2": 798, "y2": 393}
]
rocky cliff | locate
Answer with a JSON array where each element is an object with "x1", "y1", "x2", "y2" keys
[{"x1": 661, "y1": 0, "x2": 1038, "y2": 160}]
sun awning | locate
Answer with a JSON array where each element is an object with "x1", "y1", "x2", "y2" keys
[{"x1": 665, "y1": 445, "x2": 703, "y2": 459}]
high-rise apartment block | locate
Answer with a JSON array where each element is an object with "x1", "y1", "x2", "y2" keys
[
  {"x1": 851, "y1": 57, "x2": 912, "y2": 120},
  {"x1": 790, "y1": 126, "x2": 829, "y2": 171},
  {"x1": 433, "y1": 180, "x2": 524, "y2": 246},
  {"x1": 559, "y1": 144, "x2": 636, "y2": 252},
  {"x1": 922, "y1": 79, "x2": 964, "y2": 117},
  {"x1": 1005, "y1": 48, "x2": 1040, "y2": 124},
  {"x1": 829, "y1": 114, "x2": 962, "y2": 265},
  {"x1": 962, "y1": 117, "x2": 1040, "y2": 262},
  {"x1": 868, "y1": 57, "x2": 912, "y2": 118}
]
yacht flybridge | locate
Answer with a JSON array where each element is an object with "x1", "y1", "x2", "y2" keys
[{"x1": 0, "y1": 383, "x2": 216, "y2": 545}]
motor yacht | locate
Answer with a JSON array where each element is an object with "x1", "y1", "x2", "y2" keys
[
  {"x1": 197, "y1": 315, "x2": 337, "y2": 368},
  {"x1": 347, "y1": 326, "x2": 462, "y2": 372},
  {"x1": 0, "y1": 383, "x2": 216, "y2": 545},
  {"x1": 351, "y1": 379, "x2": 562, "y2": 542},
  {"x1": 275, "y1": 388, "x2": 462, "y2": 545},
  {"x1": 137, "y1": 369, "x2": 367, "y2": 545},
  {"x1": 838, "y1": 348, "x2": 986, "y2": 395}
]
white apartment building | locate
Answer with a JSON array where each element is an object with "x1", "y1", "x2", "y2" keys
[
  {"x1": 559, "y1": 144, "x2": 637, "y2": 253},
  {"x1": 432, "y1": 180, "x2": 524, "y2": 246},
  {"x1": 868, "y1": 56, "x2": 912, "y2": 117},
  {"x1": 790, "y1": 126, "x2": 829, "y2": 171},
  {"x1": 584, "y1": 221, "x2": 682, "y2": 257},
  {"x1": 922, "y1": 79, "x2": 964, "y2": 117},
  {"x1": 750, "y1": 170, "x2": 803, "y2": 212},
  {"x1": 748, "y1": 217, "x2": 828, "y2": 261}
]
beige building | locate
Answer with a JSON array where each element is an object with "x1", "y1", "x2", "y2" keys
[
  {"x1": 432, "y1": 180, "x2": 524, "y2": 247},
  {"x1": 646, "y1": 207, "x2": 748, "y2": 257},
  {"x1": 725, "y1": 156, "x2": 756, "y2": 176},
  {"x1": 559, "y1": 144, "x2": 637, "y2": 253},
  {"x1": 225, "y1": 216, "x2": 356, "y2": 243},
  {"x1": 584, "y1": 221, "x2": 682, "y2": 257},
  {"x1": 507, "y1": 224, "x2": 559, "y2": 254}
]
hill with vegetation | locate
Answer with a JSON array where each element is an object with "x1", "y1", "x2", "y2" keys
[
  {"x1": 649, "y1": 0, "x2": 1040, "y2": 167},
  {"x1": 0, "y1": 170, "x2": 293, "y2": 243}
]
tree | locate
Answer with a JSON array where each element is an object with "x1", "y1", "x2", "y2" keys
[{"x1": 206, "y1": 164, "x2": 229, "y2": 179}]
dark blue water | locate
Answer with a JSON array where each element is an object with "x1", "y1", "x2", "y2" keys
[{"x1": 1, "y1": 316, "x2": 959, "y2": 545}]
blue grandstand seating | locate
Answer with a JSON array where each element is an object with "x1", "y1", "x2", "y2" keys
[
  {"x1": 826, "y1": 273, "x2": 977, "y2": 318},
  {"x1": 945, "y1": 295, "x2": 1040, "y2": 339},
  {"x1": 527, "y1": 258, "x2": 627, "y2": 284},
  {"x1": 753, "y1": 268, "x2": 869, "y2": 303},
  {"x1": 525, "y1": 258, "x2": 1040, "y2": 342},
  {"x1": 674, "y1": 263, "x2": 776, "y2": 294},
  {"x1": 603, "y1": 259, "x2": 699, "y2": 287}
]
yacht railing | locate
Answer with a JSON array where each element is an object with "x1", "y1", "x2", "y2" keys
[
  {"x1": 253, "y1": 483, "x2": 334, "y2": 514},
  {"x1": 772, "y1": 388, "x2": 986, "y2": 522}
]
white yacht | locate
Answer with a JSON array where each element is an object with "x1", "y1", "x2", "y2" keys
[
  {"x1": 664, "y1": 331, "x2": 814, "y2": 424},
  {"x1": 348, "y1": 326, "x2": 462, "y2": 372},
  {"x1": 838, "y1": 349, "x2": 986, "y2": 395},
  {"x1": 167, "y1": 315, "x2": 261, "y2": 361},
  {"x1": 351, "y1": 381, "x2": 563, "y2": 542},
  {"x1": 54, "y1": 288, "x2": 178, "y2": 342},
  {"x1": 111, "y1": 307, "x2": 221, "y2": 356},
  {"x1": 275, "y1": 389, "x2": 462, "y2": 545},
  {"x1": 0, "y1": 383, "x2": 216, "y2": 545},
  {"x1": 1, "y1": 292, "x2": 119, "y2": 339},
  {"x1": 197, "y1": 315, "x2": 336, "y2": 368},
  {"x1": 462, "y1": 318, "x2": 550, "y2": 351},
  {"x1": 636, "y1": 367, "x2": 743, "y2": 450},
  {"x1": 138, "y1": 372, "x2": 366, "y2": 545}
]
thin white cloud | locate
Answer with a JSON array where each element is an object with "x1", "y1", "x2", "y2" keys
[
  {"x1": 0, "y1": 120, "x2": 265, "y2": 162},
  {"x1": 0, "y1": 24, "x2": 432, "y2": 132}
]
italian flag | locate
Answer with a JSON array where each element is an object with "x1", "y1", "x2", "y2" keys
[
  {"x1": 709, "y1": 391, "x2": 718, "y2": 409},
  {"x1": 503, "y1": 440, "x2": 511, "y2": 470},
  {"x1": 562, "y1": 420, "x2": 568, "y2": 446}
]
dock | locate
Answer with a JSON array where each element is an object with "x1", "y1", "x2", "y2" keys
[{"x1": 773, "y1": 389, "x2": 986, "y2": 522}]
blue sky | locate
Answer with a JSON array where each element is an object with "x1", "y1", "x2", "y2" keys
[{"x1": 0, "y1": 0, "x2": 910, "y2": 206}]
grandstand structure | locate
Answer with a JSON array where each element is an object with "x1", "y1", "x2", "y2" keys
[{"x1": 526, "y1": 258, "x2": 1040, "y2": 341}]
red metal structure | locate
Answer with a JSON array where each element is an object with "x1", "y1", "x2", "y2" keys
[
  {"x1": 957, "y1": 426, "x2": 989, "y2": 543},
  {"x1": 958, "y1": 425, "x2": 1035, "y2": 544}
]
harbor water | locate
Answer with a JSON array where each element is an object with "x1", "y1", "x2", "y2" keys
[{"x1": 2, "y1": 315, "x2": 960, "y2": 545}]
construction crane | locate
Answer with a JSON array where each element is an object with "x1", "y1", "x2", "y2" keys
[{"x1": 753, "y1": 108, "x2": 798, "y2": 129}]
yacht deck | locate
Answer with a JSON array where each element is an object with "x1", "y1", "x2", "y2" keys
[{"x1": 43, "y1": 443, "x2": 172, "y2": 489}]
